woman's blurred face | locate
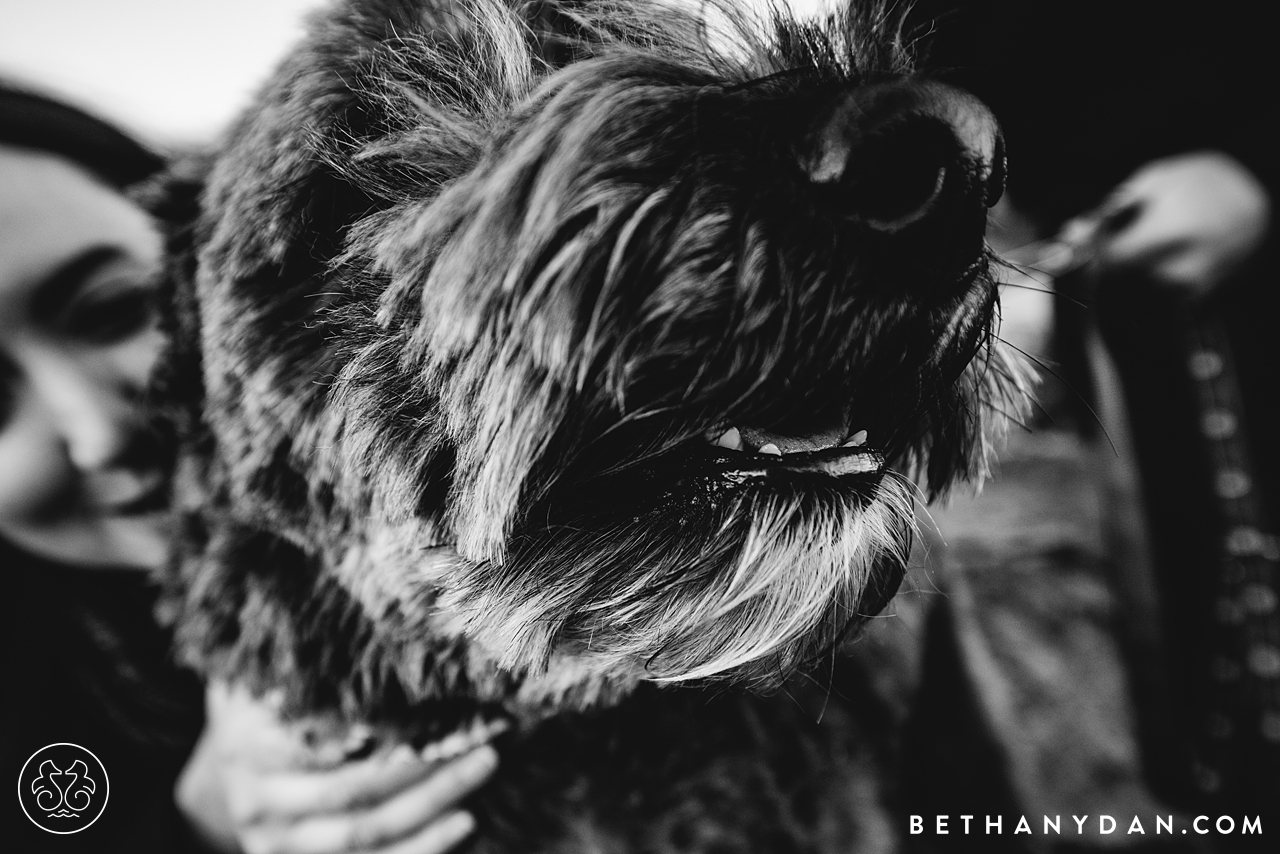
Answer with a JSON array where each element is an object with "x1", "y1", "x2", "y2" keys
[{"x1": 0, "y1": 144, "x2": 170, "y2": 569}]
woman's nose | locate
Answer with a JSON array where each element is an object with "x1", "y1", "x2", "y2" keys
[{"x1": 29, "y1": 352, "x2": 137, "y2": 472}]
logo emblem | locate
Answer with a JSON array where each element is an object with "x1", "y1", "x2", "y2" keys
[{"x1": 17, "y1": 743, "x2": 109, "y2": 834}]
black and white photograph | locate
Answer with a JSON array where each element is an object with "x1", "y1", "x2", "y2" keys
[{"x1": 2, "y1": 1, "x2": 1275, "y2": 851}]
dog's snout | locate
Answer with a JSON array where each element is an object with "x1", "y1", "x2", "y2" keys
[{"x1": 802, "y1": 79, "x2": 1005, "y2": 232}]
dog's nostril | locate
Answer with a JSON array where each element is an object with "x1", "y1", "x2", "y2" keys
[
  {"x1": 802, "y1": 79, "x2": 1003, "y2": 228},
  {"x1": 844, "y1": 120, "x2": 953, "y2": 230},
  {"x1": 856, "y1": 164, "x2": 946, "y2": 228}
]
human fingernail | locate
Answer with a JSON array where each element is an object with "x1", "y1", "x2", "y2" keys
[
  {"x1": 420, "y1": 731, "x2": 467, "y2": 764},
  {"x1": 480, "y1": 717, "x2": 512, "y2": 739},
  {"x1": 419, "y1": 717, "x2": 510, "y2": 763},
  {"x1": 388, "y1": 743, "x2": 417, "y2": 765},
  {"x1": 466, "y1": 744, "x2": 499, "y2": 775},
  {"x1": 341, "y1": 725, "x2": 377, "y2": 759},
  {"x1": 440, "y1": 810, "x2": 476, "y2": 840}
]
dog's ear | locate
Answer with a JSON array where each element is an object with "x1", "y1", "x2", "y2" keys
[
  {"x1": 202, "y1": 0, "x2": 576, "y2": 286},
  {"x1": 186, "y1": 2, "x2": 436, "y2": 546},
  {"x1": 200, "y1": 2, "x2": 408, "y2": 286},
  {"x1": 198, "y1": 0, "x2": 553, "y2": 343},
  {"x1": 190, "y1": 0, "x2": 549, "y2": 537}
]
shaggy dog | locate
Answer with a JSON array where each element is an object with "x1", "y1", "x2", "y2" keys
[{"x1": 158, "y1": 0, "x2": 1031, "y2": 849}]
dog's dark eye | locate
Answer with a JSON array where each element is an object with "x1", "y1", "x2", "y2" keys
[{"x1": 62, "y1": 282, "x2": 158, "y2": 344}]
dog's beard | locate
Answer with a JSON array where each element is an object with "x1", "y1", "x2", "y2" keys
[
  {"x1": 428, "y1": 322, "x2": 1025, "y2": 688},
  {"x1": 438, "y1": 462, "x2": 916, "y2": 686}
]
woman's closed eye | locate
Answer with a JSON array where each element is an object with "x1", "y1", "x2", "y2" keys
[
  {"x1": 61, "y1": 278, "x2": 159, "y2": 344},
  {"x1": 32, "y1": 246, "x2": 161, "y2": 346}
]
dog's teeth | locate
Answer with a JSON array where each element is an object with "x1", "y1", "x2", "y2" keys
[
  {"x1": 759, "y1": 443, "x2": 782, "y2": 456},
  {"x1": 845, "y1": 430, "x2": 868, "y2": 448},
  {"x1": 715, "y1": 427, "x2": 744, "y2": 451}
]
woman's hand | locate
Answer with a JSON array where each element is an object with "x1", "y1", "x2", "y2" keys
[
  {"x1": 177, "y1": 682, "x2": 500, "y2": 854},
  {"x1": 1061, "y1": 152, "x2": 1271, "y2": 294}
]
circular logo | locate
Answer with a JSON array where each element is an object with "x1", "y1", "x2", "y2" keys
[{"x1": 17, "y1": 743, "x2": 109, "y2": 834}]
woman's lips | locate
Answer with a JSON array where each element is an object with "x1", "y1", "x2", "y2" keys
[
  {"x1": 80, "y1": 468, "x2": 169, "y2": 516},
  {"x1": 112, "y1": 481, "x2": 170, "y2": 516}
]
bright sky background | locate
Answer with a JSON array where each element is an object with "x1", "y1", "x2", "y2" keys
[{"x1": 0, "y1": 0, "x2": 836, "y2": 146}]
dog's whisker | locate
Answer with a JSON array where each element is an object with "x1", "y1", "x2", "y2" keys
[
  {"x1": 997, "y1": 279, "x2": 1052, "y2": 296},
  {"x1": 994, "y1": 335, "x2": 1115, "y2": 452},
  {"x1": 996, "y1": 277, "x2": 1091, "y2": 311}
]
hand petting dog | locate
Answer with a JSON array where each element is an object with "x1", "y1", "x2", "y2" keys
[{"x1": 178, "y1": 683, "x2": 499, "y2": 854}]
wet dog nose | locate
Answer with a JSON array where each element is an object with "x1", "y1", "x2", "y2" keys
[{"x1": 802, "y1": 79, "x2": 1004, "y2": 233}]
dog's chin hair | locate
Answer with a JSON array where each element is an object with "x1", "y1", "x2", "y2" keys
[
  {"x1": 898, "y1": 326, "x2": 1038, "y2": 499},
  {"x1": 436, "y1": 473, "x2": 915, "y2": 688}
]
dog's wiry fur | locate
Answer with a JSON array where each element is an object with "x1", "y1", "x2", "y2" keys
[{"x1": 160, "y1": 0, "x2": 1032, "y2": 849}]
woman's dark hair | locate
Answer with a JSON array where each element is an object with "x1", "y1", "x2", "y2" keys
[{"x1": 0, "y1": 83, "x2": 163, "y2": 188}]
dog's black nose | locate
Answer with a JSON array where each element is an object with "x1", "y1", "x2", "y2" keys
[{"x1": 802, "y1": 79, "x2": 1005, "y2": 232}]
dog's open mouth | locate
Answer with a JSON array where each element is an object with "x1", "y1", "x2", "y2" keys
[
  {"x1": 546, "y1": 416, "x2": 887, "y2": 528},
  {"x1": 700, "y1": 423, "x2": 884, "y2": 480},
  {"x1": 665, "y1": 260, "x2": 997, "y2": 491}
]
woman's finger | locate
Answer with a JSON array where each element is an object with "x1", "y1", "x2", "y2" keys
[
  {"x1": 227, "y1": 747, "x2": 437, "y2": 822},
  {"x1": 249, "y1": 745, "x2": 498, "y2": 854},
  {"x1": 341, "y1": 746, "x2": 497, "y2": 850},
  {"x1": 373, "y1": 811, "x2": 477, "y2": 854}
]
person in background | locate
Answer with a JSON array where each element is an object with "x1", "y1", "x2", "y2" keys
[
  {"x1": 905, "y1": 2, "x2": 1277, "y2": 839},
  {"x1": 1, "y1": 84, "x2": 496, "y2": 853}
]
